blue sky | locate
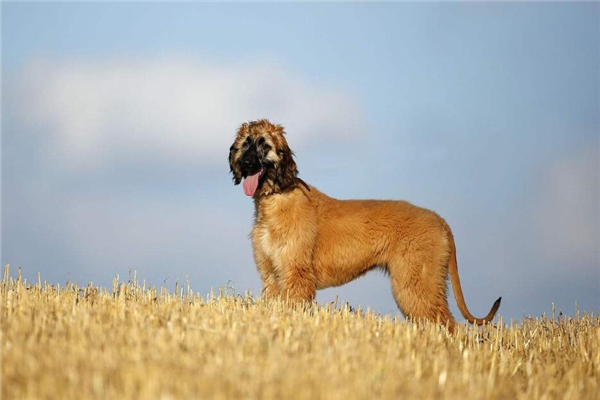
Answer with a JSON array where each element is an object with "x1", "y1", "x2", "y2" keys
[{"x1": 2, "y1": 2, "x2": 599, "y2": 321}]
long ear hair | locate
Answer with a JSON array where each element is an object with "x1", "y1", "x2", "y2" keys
[
  {"x1": 229, "y1": 144, "x2": 242, "y2": 185},
  {"x1": 275, "y1": 145, "x2": 298, "y2": 190}
]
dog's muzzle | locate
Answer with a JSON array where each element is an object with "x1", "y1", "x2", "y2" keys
[
  {"x1": 240, "y1": 146, "x2": 265, "y2": 197},
  {"x1": 241, "y1": 148, "x2": 261, "y2": 176}
]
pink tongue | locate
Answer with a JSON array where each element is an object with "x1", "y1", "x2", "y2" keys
[{"x1": 243, "y1": 171, "x2": 261, "y2": 196}]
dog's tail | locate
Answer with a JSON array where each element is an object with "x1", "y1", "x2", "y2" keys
[{"x1": 446, "y1": 226, "x2": 501, "y2": 325}]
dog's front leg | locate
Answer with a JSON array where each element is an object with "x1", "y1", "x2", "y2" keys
[
  {"x1": 277, "y1": 244, "x2": 316, "y2": 303},
  {"x1": 281, "y1": 274, "x2": 316, "y2": 303},
  {"x1": 259, "y1": 264, "x2": 280, "y2": 300},
  {"x1": 251, "y1": 235, "x2": 280, "y2": 300}
]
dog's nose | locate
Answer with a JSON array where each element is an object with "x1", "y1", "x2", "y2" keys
[{"x1": 242, "y1": 158, "x2": 252, "y2": 168}]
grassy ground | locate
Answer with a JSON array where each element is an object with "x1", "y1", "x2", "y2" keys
[{"x1": 1, "y1": 267, "x2": 598, "y2": 400}]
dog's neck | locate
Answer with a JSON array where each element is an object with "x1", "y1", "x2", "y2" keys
[
  {"x1": 256, "y1": 175, "x2": 310, "y2": 197},
  {"x1": 253, "y1": 178, "x2": 311, "y2": 213}
]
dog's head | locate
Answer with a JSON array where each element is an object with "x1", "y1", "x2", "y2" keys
[{"x1": 228, "y1": 119, "x2": 299, "y2": 197}]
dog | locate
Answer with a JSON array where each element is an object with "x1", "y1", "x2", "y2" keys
[{"x1": 228, "y1": 119, "x2": 501, "y2": 331}]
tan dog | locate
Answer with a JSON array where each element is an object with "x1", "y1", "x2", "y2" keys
[{"x1": 229, "y1": 119, "x2": 501, "y2": 331}]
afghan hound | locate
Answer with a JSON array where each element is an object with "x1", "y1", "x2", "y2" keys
[{"x1": 228, "y1": 119, "x2": 501, "y2": 331}]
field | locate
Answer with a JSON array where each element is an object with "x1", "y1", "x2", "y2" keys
[{"x1": 1, "y1": 267, "x2": 598, "y2": 400}]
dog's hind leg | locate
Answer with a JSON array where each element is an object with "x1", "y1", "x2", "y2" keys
[{"x1": 388, "y1": 246, "x2": 456, "y2": 332}]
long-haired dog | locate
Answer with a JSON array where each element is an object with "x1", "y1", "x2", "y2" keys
[{"x1": 229, "y1": 119, "x2": 501, "y2": 331}]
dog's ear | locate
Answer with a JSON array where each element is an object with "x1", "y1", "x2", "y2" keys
[
  {"x1": 275, "y1": 146, "x2": 298, "y2": 190},
  {"x1": 229, "y1": 144, "x2": 242, "y2": 185},
  {"x1": 229, "y1": 122, "x2": 251, "y2": 185}
]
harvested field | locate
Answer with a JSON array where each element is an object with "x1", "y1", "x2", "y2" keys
[{"x1": 1, "y1": 267, "x2": 598, "y2": 400}]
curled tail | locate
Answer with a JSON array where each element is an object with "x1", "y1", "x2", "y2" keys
[{"x1": 446, "y1": 227, "x2": 501, "y2": 325}]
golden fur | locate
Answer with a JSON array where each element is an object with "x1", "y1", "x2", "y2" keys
[{"x1": 229, "y1": 119, "x2": 501, "y2": 331}]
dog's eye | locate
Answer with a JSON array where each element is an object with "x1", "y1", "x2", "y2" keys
[{"x1": 257, "y1": 137, "x2": 266, "y2": 146}]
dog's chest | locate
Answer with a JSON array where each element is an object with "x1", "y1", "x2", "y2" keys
[
  {"x1": 254, "y1": 223, "x2": 277, "y2": 257},
  {"x1": 252, "y1": 194, "x2": 306, "y2": 257}
]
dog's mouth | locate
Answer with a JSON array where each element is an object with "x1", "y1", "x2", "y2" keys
[{"x1": 242, "y1": 167, "x2": 265, "y2": 197}]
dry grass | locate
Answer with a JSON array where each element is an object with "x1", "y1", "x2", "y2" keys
[{"x1": 1, "y1": 266, "x2": 598, "y2": 400}]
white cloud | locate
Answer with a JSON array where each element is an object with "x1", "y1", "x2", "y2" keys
[{"x1": 17, "y1": 56, "x2": 363, "y2": 170}]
